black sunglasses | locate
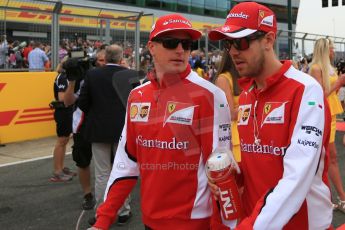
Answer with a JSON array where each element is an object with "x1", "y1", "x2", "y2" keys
[
  {"x1": 152, "y1": 37, "x2": 193, "y2": 51},
  {"x1": 223, "y1": 31, "x2": 267, "y2": 51}
]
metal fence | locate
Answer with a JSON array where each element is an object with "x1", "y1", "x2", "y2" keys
[{"x1": 277, "y1": 30, "x2": 345, "y2": 61}]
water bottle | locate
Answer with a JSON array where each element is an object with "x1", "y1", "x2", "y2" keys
[{"x1": 206, "y1": 148, "x2": 242, "y2": 222}]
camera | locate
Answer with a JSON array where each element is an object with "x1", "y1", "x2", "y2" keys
[
  {"x1": 13, "y1": 41, "x2": 27, "y2": 52},
  {"x1": 336, "y1": 59, "x2": 345, "y2": 75},
  {"x1": 62, "y1": 48, "x2": 95, "y2": 81}
]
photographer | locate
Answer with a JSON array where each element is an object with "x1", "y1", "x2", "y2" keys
[
  {"x1": 63, "y1": 50, "x2": 97, "y2": 211},
  {"x1": 50, "y1": 57, "x2": 76, "y2": 182}
]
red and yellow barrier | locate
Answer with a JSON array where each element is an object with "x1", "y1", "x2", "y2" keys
[
  {"x1": 0, "y1": 1, "x2": 220, "y2": 32},
  {"x1": 0, "y1": 72, "x2": 57, "y2": 144}
]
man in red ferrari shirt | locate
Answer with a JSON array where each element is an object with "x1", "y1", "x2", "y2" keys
[
  {"x1": 208, "y1": 1, "x2": 332, "y2": 229},
  {"x1": 89, "y1": 13, "x2": 233, "y2": 230}
]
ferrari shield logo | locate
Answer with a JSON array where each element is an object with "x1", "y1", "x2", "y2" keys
[
  {"x1": 264, "y1": 104, "x2": 271, "y2": 114},
  {"x1": 164, "y1": 101, "x2": 195, "y2": 126},
  {"x1": 168, "y1": 103, "x2": 176, "y2": 113},
  {"x1": 261, "y1": 102, "x2": 288, "y2": 126},
  {"x1": 259, "y1": 10, "x2": 265, "y2": 18}
]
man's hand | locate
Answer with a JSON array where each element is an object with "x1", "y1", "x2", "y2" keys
[
  {"x1": 64, "y1": 81, "x2": 77, "y2": 106},
  {"x1": 207, "y1": 178, "x2": 220, "y2": 200}
]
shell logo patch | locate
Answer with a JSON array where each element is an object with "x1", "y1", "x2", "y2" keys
[{"x1": 130, "y1": 105, "x2": 138, "y2": 119}]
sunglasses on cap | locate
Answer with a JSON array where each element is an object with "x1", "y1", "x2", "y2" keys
[
  {"x1": 223, "y1": 31, "x2": 267, "y2": 51},
  {"x1": 152, "y1": 37, "x2": 193, "y2": 51}
]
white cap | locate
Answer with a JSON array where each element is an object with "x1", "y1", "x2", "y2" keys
[
  {"x1": 206, "y1": 148, "x2": 240, "y2": 175},
  {"x1": 207, "y1": 152, "x2": 231, "y2": 171}
]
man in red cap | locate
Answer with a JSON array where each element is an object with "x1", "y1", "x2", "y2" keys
[
  {"x1": 208, "y1": 2, "x2": 333, "y2": 229},
  {"x1": 89, "y1": 13, "x2": 232, "y2": 230}
]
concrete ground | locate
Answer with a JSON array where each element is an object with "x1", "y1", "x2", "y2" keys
[{"x1": 0, "y1": 133, "x2": 344, "y2": 229}]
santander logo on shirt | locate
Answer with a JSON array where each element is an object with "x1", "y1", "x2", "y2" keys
[
  {"x1": 136, "y1": 135, "x2": 189, "y2": 150},
  {"x1": 240, "y1": 140, "x2": 287, "y2": 156}
]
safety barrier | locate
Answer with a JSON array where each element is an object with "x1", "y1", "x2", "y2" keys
[{"x1": 0, "y1": 71, "x2": 56, "y2": 144}]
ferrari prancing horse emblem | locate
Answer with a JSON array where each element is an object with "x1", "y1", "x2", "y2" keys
[
  {"x1": 264, "y1": 104, "x2": 271, "y2": 114},
  {"x1": 168, "y1": 103, "x2": 176, "y2": 113}
]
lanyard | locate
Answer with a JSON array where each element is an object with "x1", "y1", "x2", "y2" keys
[{"x1": 253, "y1": 100, "x2": 261, "y2": 145}]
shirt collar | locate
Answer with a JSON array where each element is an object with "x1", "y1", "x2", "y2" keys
[{"x1": 238, "y1": 60, "x2": 292, "y2": 92}]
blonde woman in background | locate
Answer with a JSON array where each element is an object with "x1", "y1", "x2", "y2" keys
[
  {"x1": 309, "y1": 38, "x2": 345, "y2": 212},
  {"x1": 214, "y1": 50, "x2": 241, "y2": 162}
]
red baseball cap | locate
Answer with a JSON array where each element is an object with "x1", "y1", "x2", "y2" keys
[
  {"x1": 149, "y1": 14, "x2": 202, "y2": 41},
  {"x1": 208, "y1": 2, "x2": 277, "y2": 40}
]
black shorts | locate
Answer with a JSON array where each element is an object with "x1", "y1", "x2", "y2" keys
[
  {"x1": 54, "y1": 108, "x2": 73, "y2": 137},
  {"x1": 72, "y1": 125, "x2": 92, "y2": 168}
]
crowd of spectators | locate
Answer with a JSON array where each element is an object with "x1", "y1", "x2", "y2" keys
[
  {"x1": 1, "y1": 34, "x2": 344, "y2": 84},
  {"x1": 0, "y1": 35, "x2": 231, "y2": 76},
  {"x1": 0, "y1": 36, "x2": 138, "y2": 71}
]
